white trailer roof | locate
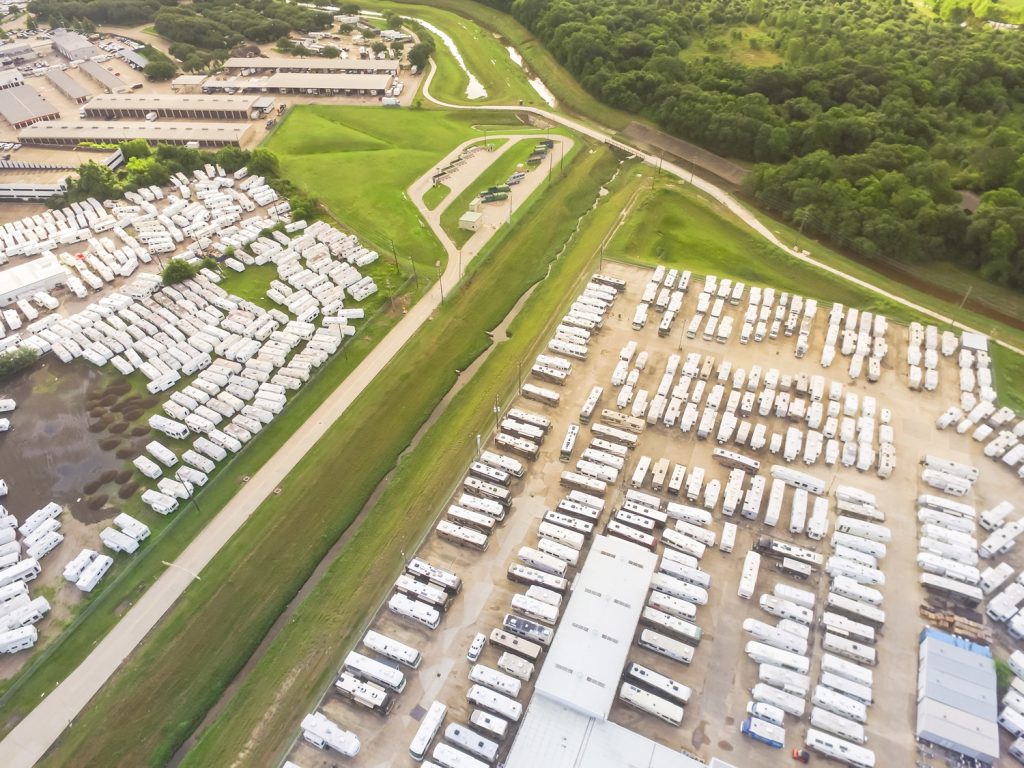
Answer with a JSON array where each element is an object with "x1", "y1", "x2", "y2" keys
[
  {"x1": 506, "y1": 695, "x2": 708, "y2": 768},
  {"x1": 531, "y1": 534, "x2": 656, "y2": 720}
]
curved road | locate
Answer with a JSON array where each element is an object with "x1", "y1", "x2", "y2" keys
[{"x1": 419, "y1": 62, "x2": 1024, "y2": 358}]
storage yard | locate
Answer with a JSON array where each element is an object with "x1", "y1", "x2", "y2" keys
[
  {"x1": 276, "y1": 260, "x2": 1024, "y2": 768},
  {"x1": 0, "y1": 166, "x2": 388, "y2": 667}
]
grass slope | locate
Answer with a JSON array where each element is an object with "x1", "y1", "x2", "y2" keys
[
  {"x1": 263, "y1": 106, "x2": 522, "y2": 268},
  {"x1": 182, "y1": 147, "x2": 630, "y2": 768},
  {"x1": 37, "y1": 141, "x2": 617, "y2": 768},
  {"x1": 422, "y1": 181, "x2": 451, "y2": 210}
]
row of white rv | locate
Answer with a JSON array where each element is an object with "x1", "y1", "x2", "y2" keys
[
  {"x1": 634, "y1": 266, "x2": 890, "y2": 379},
  {"x1": 0, "y1": 397, "x2": 13, "y2": 436},
  {"x1": 935, "y1": 400, "x2": 1024, "y2": 483},
  {"x1": 609, "y1": 341, "x2": 897, "y2": 478},
  {"x1": 0, "y1": 169, "x2": 290, "y2": 344},
  {"x1": 905, "y1": 322, "x2": 966, "y2": 393},
  {"x1": 999, "y1": 650, "x2": 1024, "y2": 762},
  {"x1": 297, "y1": 560, "x2": 464, "y2": 761},
  {"x1": 737, "y1": 493, "x2": 883, "y2": 767},
  {"x1": 0, "y1": 496, "x2": 67, "y2": 655}
]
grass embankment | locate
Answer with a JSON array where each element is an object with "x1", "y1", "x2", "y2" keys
[
  {"x1": 372, "y1": 0, "x2": 633, "y2": 130},
  {"x1": 422, "y1": 182, "x2": 451, "y2": 210},
  {"x1": 368, "y1": 1, "x2": 541, "y2": 107},
  {"x1": 183, "y1": 148, "x2": 635, "y2": 768},
  {"x1": 263, "y1": 106, "x2": 522, "y2": 269},
  {"x1": 38, "y1": 144, "x2": 619, "y2": 768},
  {"x1": 440, "y1": 137, "x2": 544, "y2": 247},
  {"x1": 609, "y1": 176, "x2": 1024, "y2": 408}
]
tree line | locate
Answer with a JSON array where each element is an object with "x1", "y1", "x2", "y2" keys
[{"x1": 480, "y1": 0, "x2": 1024, "y2": 288}]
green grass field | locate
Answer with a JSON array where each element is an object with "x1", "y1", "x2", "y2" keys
[
  {"x1": 35, "y1": 137, "x2": 616, "y2": 768},
  {"x1": 422, "y1": 181, "x2": 451, "y2": 210},
  {"x1": 439, "y1": 138, "x2": 544, "y2": 246},
  {"x1": 936, "y1": 0, "x2": 1024, "y2": 22},
  {"x1": 263, "y1": 106, "x2": 523, "y2": 269},
  {"x1": 182, "y1": 146, "x2": 629, "y2": 768}
]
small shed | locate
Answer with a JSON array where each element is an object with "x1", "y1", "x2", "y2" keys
[{"x1": 458, "y1": 211, "x2": 482, "y2": 232}]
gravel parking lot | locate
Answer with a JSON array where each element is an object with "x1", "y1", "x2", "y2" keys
[{"x1": 286, "y1": 260, "x2": 1023, "y2": 768}]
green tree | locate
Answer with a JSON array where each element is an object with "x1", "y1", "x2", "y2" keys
[
  {"x1": 144, "y1": 59, "x2": 177, "y2": 81},
  {"x1": 161, "y1": 259, "x2": 198, "y2": 285},
  {"x1": 408, "y1": 41, "x2": 434, "y2": 70},
  {"x1": 247, "y1": 148, "x2": 279, "y2": 176},
  {"x1": 0, "y1": 347, "x2": 39, "y2": 380},
  {"x1": 386, "y1": 13, "x2": 403, "y2": 29}
]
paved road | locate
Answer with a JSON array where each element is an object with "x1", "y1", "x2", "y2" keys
[{"x1": 420, "y1": 63, "x2": 1024, "y2": 359}]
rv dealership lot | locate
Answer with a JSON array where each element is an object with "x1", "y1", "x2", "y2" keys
[{"x1": 281, "y1": 259, "x2": 1023, "y2": 768}]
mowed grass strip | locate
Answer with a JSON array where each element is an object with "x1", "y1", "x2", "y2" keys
[
  {"x1": 440, "y1": 137, "x2": 544, "y2": 246},
  {"x1": 263, "y1": 106, "x2": 522, "y2": 267},
  {"x1": 182, "y1": 147, "x2": 631, "y2": 768},
  {"x1": 422, "y1": 181, "x2": 451, "y2": 210},
  {"x1": 37, "y1": 143, "x2": 617, "y2": 768}
]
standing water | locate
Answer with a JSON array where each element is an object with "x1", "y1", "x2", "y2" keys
[
  {"x1": 414, "y1": 18, "x2": 488, "y2": 100},
  {"x1": 506, "y1": 46, "x2": 557, "y2": 108}
]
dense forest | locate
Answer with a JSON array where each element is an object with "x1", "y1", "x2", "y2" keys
[
  {"x1": 27, "y1": 0, "x2": 335, "y2": 70},
  {"x1": 481, "y1": 0, "x2": 1024, "y2": 288}
]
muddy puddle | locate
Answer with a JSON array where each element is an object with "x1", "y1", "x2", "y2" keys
[{"x1": 0, "y1": 360, "x2": 129, "y2": 523}]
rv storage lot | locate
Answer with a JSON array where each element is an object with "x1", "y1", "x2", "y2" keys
[{"x1": 284, "y1": 260, "x2": 1024, "y2": 768}]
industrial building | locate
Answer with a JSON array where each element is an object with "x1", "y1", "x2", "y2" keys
[
  {"x1": 199, "y1": 72, "x2": 392, "y2": 96},
  {"x1": 222, "y1": 56, "x2": 398, "y2": 76},
  {"x1": 916, "y1": 629, "x2": 1000, "y2": 764},
  {"x1": 19, "y1": 121, "x2": 251, "y2": 147},
  {"x1": 117, "y1": 50, "x2": 148, "y2": 70},
  {"x1": 170, "y1": 74, "x2": 209, "y2": 93},
  {"x1": 0, "y1": 85, "x2": 60, "y2": 129},
  {"x1": 0, "y1": 253, "x2": 66, "y2": 306},
  {"x1": 51, "y1": 30, "x2": 102, "y2": 61},
  {"x1": 78, "y1": 61, "x2": 133, "y2": 94},
  {"x1": 82, "y1": 93, "x2": 274, "y2": 121},
  {"x1": 0, "y1": 68, "x2": 24, "y2": 90},
  {"x1": 504, "y1": 535, "x2": 711, "y2": 768},
  {"x1": 45, "y1": 70, "x2": 91, "y2": 104},
  {"x1": 0, "y1": 41, "x2": 39, "y2": 66}
]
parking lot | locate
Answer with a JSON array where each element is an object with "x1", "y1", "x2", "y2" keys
[{"x1": 281, "y1": 258, "x2": 1024, "y2": 767}]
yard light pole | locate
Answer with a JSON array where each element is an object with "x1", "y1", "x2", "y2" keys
[
  {"x1": 175, "y1": 470, "x2": 202, "y2": 516},
  {"x1": 493, "y1": 395, "x2": 501, "y2": 432},
  {"x1": 435, "y1": 259, "x2": 444, "y2": 302}
]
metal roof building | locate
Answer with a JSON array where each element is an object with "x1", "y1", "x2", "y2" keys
[
  {"x1": 78, "y1": 61, "x2": 132, "y2": 94},
  {"x1": 262, "y1": 72, "x2": 391, "y2": 93},
  {"x1": 222, "y1": 56, "x2": 398, "y2": 75},
  {"x1": 45, "y1": 70, "x2": 90, "y2": 104},
  {"x1": 0, "y1": 85, "x2": 60, "y2": 129},
  {"x1": 0, "y1": 68, "x2": 24, "y2": 90},
  {"x1": 505, "y1": 535, "x2": 721, "y2": 768},
  {"x1": 532, "y1": 534, "x2": 657, "y2": 719},
  {"x1": 19, "y1": 121, "x2": 251, "y2": 147},
  {"x1": 916, "y1": 629, "x2": 999, "y2": 764},
  {"x1": 0, "y1": 253, "x2": 66, "y2": 306},
  {"x1": 52, "y1": 30, "x2": 101, "y2": 61},
  {"x1": 82, "y1": 93, "x2": 273, "y2": 121}
]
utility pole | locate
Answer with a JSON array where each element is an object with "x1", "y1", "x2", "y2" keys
[{"x1": 435, "y1": 260, "x2": 444, "y2": 302}]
